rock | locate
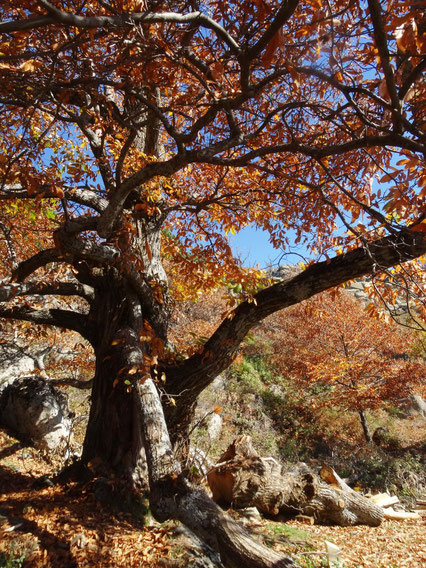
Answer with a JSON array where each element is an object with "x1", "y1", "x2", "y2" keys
[
  {"x1": 207, "y1": 413, "x2": 223, "y2": 442},
  {"x1": 270, "y1": 265, "x2": 302, "y2": 281},
  {"x1": 347, "y1": 280, "x2": 365, "y2": 291},
  {"x1": 210, "y1": 374, "x2": 226, "y2": 392},
  {"x1": 237, "y1": 507, "x2": 263, "y2": 525},
  {"x1": 400, "y1": 394, "x2": 426, "y2": 418},
  {"x1": 372, "y1": 426, "x2": 389, "y2": 447},
  {"x1": 0, "y1": 376, "x2": 74, "y2": 454}
]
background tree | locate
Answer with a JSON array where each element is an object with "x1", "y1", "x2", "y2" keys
[
  {"x1": 262, "y1": 290, "x2": 426, "y2": 443},
  {"x1": 0, "y1": 1, "x2": 425, "y2": 566}
]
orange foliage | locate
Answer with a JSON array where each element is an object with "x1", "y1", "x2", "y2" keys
[
  {"x1": 263, "y1": 291, "x2": 425, "y2": 412},
  {"x1": 0, "y1": 0, "x2": 424, "y2": 302}
]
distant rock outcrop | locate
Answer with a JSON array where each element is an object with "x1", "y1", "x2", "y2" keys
[
  {"x1": 271, "y1": 264, "x2": 414, "y2": 315},
  {"x1": 400, "y1": 394, "x2": 426, "y2": 418}
]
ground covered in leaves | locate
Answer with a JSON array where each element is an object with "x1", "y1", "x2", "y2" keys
[
  {"x1": 0, "y1": 429, "x2": 424, "y2": 568},
  {"x1": 260, "y1": 517, "x2": 425, "y2": 567}
]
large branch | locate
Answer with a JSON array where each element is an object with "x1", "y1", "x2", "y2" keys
[
  {"x1": 12, "y1": 249, "x2": 62, "y2": 282},
  {"x1": 246, "y1": 0, "x2": 300, "y2": 60},
  {"x1": 47, "y1": 377, "x2": 94, "y2": 389},
  {"x1": 0, "y1": 15, "x2": 53, "y2": 33},
  {"x1": 198, "y1": 133, "x2": 424, "y2": 166},
  {"x1": 97, "y1": 154, "x2": 188, "y2": 238},
  {"x1": 1, "y1": 4, "x2": 240, "y2": 54},
  {"x1": 98, "y1": 129, "x2": 423, "y2": 239},
  {"x1": 0, "y1": 281, "x2": 95, "y2": 303},
  {"x1": 0, "y1": 306, "x2": 94, "y2": 341},
  {"x1": 165, "y1": 228, "x2": 426, "y2": 404},
  {"x1": 367, "y1": 0, "x2": 402, "y2": 132},
  {"x1": 0, "y1": 185, "x2": 108, "y2": 213},
  {"x1": 100, "y1": 127, "x2": 424, "y2": 237}
]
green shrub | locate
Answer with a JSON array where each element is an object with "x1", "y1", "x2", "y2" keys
[
  {"x1": 347, "y1": 450, "x2": 425, "y2": 498},
  {"x1": 228, "y1": 358, "x2": 264, "y2": 394}
]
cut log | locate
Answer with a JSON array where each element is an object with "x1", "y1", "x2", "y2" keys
[
  {"x1": 383, "y1": 508, "x2": 421, "y2": 521},
  {"x1": 208, "y1": 437, "x2": 384, "y2": 527},
  {"x1": 368, "y1": 493, "x2": 399, "y2": 508},
  {"x1": 320, "y1": 465, "x2": 353, "y2": 492}
]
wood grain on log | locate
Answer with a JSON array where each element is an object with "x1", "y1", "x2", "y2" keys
[{"x1": 208, "y1": 436, "x2": 384, "y2": 527}]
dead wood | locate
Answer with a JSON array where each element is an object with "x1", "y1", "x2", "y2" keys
[{"x1": 207, "y1": 436, "x2": 384, "y2": 527}]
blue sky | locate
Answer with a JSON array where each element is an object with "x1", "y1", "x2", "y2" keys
[{"x1": 229, "y1": 225, "x2": 310, "y2": 270}]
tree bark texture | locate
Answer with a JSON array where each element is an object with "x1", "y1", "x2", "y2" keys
[
  {"x1": 207, "y1": 437, "x2": 384, "y2": 527},
  {"x1": 81, "y1": 277, "x2": 149, "y2": 485},
  {"x1": 80, "y1": 214, "x2": 169, "y2": 483},
  {"x1": 359, "y1": 410, "x2": 373, "y2": 443}
]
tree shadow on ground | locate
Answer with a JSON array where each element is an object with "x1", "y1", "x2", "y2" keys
[
  {"x1": 0, "y1": 441, "x2": 25, "y2": 461},
  {"x1": 0, "y1": 462, "x2": 159, "y2": 567}
]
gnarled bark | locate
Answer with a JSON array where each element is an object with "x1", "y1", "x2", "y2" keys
[
  {"x1": 207, "y1": 437, "x2": 384, "y2": 527},
  {"x1": 80, "y1": 275, "x2": 149, "y2": 485}
]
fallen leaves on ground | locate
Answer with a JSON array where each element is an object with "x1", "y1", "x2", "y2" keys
[
  {"x1": 0, "y1": 431, "x2": 169, "y2": 567},
  {"x1": 1, "y1": 429, "x2": 425, "y2": 568},
  {"x1": 261, "y1": 516, "x2": 426, "y2": 567}
]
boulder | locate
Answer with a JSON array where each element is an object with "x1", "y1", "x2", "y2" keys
[
  {"x1": 207, "y1": 413, "x2": 223, "y2": 442},
  {"x1": 400, "y1": 394, "x2": 426, "y2": 418},
  {"x1": 0, "y1": 376, "x2": 74, "y2": 454}
]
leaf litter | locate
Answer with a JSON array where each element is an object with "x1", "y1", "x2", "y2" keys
[{"x1": 1, "y1": 429, "x2": 425, "y2": 567}]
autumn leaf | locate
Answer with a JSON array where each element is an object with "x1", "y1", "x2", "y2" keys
[
  {"x1": 262, "y1": 32, "x2": 280, "y2": 68},
  {"x1": 21, "y1": 60, "x2": 42, "y2": 72},
  {"x1": 210, "y1": 61, "x2": 225, "y2": 82}
]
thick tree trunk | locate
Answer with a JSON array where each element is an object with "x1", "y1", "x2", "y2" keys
[
  {"x1": 81, "y1": 214, "x2": 168, "y2": 484},
  {"x1": 81, "y1": 278, "x2": 148, "y2": 485},
  {"x1": 78, "y1": 265, "x2": 299, "y2": 566}
]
